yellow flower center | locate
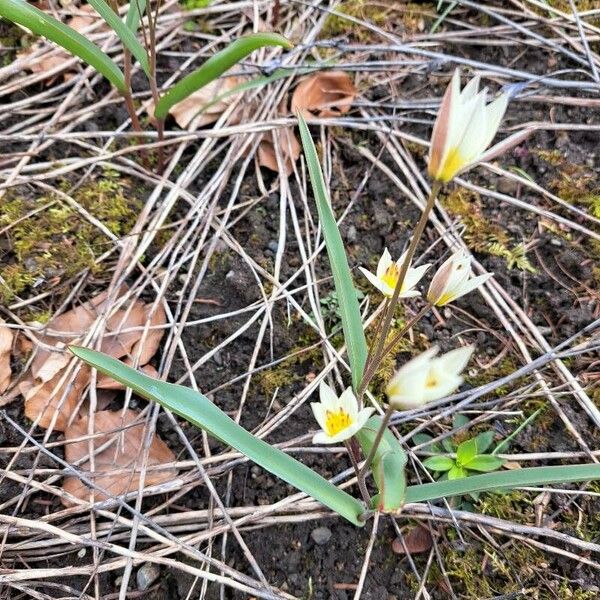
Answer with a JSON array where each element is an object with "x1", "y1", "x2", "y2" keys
[
  {"x1": 325, "y1": 409, "x2": 353, "y2": 436},
  {"x1": 433, "y1": 291, "x2": 456, "y2": 307},
  {"x1": 381, "y1": 263, "x2": 400, "y2": 290},
  {"x1": 437, "y1": 147, "x2": 466, "y2": 182},
  {"x1": 425, "y1": 373, "x2": 439, "y2": 389}
]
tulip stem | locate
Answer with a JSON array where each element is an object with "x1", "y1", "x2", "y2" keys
[
  {"x1": 358, "y1": 181, "x2": 442, "y2": 399},
  {"x1": 357, "y1": 403, "x2": 395, "y2": 482},
  {"x1": 345, "y1": 439, "x2": 371, "y2": 505}
]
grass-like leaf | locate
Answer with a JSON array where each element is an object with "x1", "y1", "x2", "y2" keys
[
  {"x1": 69, "y1": 346, "x2": 366, "y2": 526},
  {"x1": 125, "y1": 0, "x2": 147, "y2": 33},
  {"x1": 297, "y1": 114, "x2": 368, "y2": 390},
  {"x1": 154, "y1": 33, "x2": 292, "y2": 120},
  {"x1": 406, "y1": 464, "x2": 600, "y2": 502},
  {"x1": 0, "y1": 0, "x2": 125, "y2": 92},
  {"x1": 87, "y1": 0, "x2": 150, "y2": 75},
  {"x1": 355, "y1": 416, "x2": 407, "y2": 512}
]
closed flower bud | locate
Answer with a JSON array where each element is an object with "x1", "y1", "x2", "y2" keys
[{"x1": 427, "y1": 250, "x2": 493, "y2": 306}]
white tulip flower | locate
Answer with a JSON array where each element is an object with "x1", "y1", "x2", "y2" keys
[
  {"x1": 428, "y1": 69, "x2": 522, "y2": 183},
  {"x1": 386, "y1": 345, "x2": 474, "y2": 410},
  {"x1": 311, "y1": 382, "x2": 374, "y2": 444},
  {"x1": 427, "y1": 250, "x2": 493, "y2": 307},
  {"x1": 359, "y1": 248, "x2": 430, "y2": 299}
]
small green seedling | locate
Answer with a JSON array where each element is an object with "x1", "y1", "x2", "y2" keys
[{"x1": 417, "y1": 416, "x2": 505, "y2": 501}]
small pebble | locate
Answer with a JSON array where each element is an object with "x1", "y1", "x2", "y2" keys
[
  {"x1": 311, "y1": 526, "x2": 332, "y2": 545},
  {"x1": 267, "y1": 240, "x2": 279, "y2": 253},
  {"x1": 137, "y1": 563, "x2": 160, "y2": 591}
]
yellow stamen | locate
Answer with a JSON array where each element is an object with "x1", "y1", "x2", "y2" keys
[
  {"x1": 437, "y1": 147, "x2": 466, "y2": 182},
  {"x1": 325, "y1": 409, "x2": 352, "y2": 436},
  {"x1": 381, "y1": 264, "x2": 400, "y2": 290}
]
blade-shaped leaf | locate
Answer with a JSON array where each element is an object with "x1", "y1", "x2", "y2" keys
[
  {"x1": 298, "y1": 114, "x2": 368, "y2": 390},
  {"x1": 87, "y1": 0, "x2": 150, "y2": 75},
  {"x1": 154, "y1": 33, "x2": 292, "y2": 120},
  {"x1": 69, "y1": 346, "x2": 366, "y2": 526},
  {"x1": 406, "y1": 464, "x2": 600, "y2": 503},
  {"x1": 355, "y1": 416, "x2": 407, "y2": 512},
  {"x1": 0, "y1": 0, "x2": 125, "y2": 92},
  {"x1": 125, "y1": 0, "x2": 147, "y2": 33}
]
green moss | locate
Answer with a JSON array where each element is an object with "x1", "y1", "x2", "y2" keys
[
  {"x1": 535, "y1": 150, "x2": 600, "y2": 218},
  {"x1": 464, "y1": 355, "x2": 518, "y2": 397},
  {"x1": 0, "y1": 176, "x2": 140, "y2": 304},
  {"x1": 443, "y1": 189, "x2": 537, "y2": 272},
  {"x1": 320, "y1": 1, "x2": 434, "y2": 40},
  {"x1": 477, "y1": 490, "x2": 533, "y2": 522}
]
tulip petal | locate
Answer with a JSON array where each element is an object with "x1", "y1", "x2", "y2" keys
[
  {"x1": 475, "y1": 128, "x2": 534, "y2": 167},
  {"x1": 359, "y1": 267, "x2": 393, "y2": 296},
  {"x1": 428, "y1": 69, "x2": 459, "y2": 178},
  {"x1": 339, "y1": 387, "x2": 359, "y2": 419},
  {"x1": 319, "y1": 381, "x2": 339, "y2": 411},
  {"x1": 311, "y1": 401, "x2": 329, "y2": 432},
  {"x1": 377, "y1": 248, "x2": 393, "y2": 278},
  {"x1": 437, "y1": 344, "x2": 474, "y2": 374}
]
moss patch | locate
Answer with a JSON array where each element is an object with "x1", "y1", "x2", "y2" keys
[
  {"x1": 443, "y1": 188, "x2": 537, "y2": 272},
  {"x1": 0, "y1": 174, "x2": 141, "y2": 304}
]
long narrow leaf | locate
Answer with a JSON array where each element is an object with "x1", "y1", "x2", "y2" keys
[
  {"x1": 0, "y1": 0, "x2": 125, "y2": 92},
  {"x1": 298, "y1": 114, "x2": 368, "y2": 390},
  {"x1": 355, "y1": 416, "x2": 407, "y2": 512},
  {"x1": 125, "y1": 0, "x2": 147, "y2": 33},
  {"x1": 406, "y1": 464, "x2": 600, "y2": 503},
  {"x1": 87, "y1": 0, "x2": 150, "y2": 75},
  {"x1": 69, "y1": 347, "x2": 366, "y2": 526},
  {"x1": 154, "y1": 32, "x2": 292, "y2": 120}
]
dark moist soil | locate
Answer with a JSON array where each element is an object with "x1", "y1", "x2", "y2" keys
[{"x1": 2, "y1": 8, "x2": 600, "y2": 600}]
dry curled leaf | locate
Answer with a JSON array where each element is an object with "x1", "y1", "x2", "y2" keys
[
  {"x1": 258, "y1": 127, "x2": 301, "y2": 176},
  {"x1": 20, "y1": 288, "x2": 166, "y2": 431},
  {"x1": 170, "y1": 75, "x2": 245, "y2": 129},
  {"x1": 62, "y1": 409, "x2": 177, "y2": 505},
  {"x1": 392, "y1": 524, "x2": 434, "y2": 555},
  {"x1": 0, "y1": 320, "x2": 14, "y2": 393},
  {"x1": 291, "y1": 71, "x2": 356, "y2": 118}
]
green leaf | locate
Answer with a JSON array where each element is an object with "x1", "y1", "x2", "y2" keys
[
  {"x1": 125, "y1": 0, "x2": 147, "y2": 32},
  {"x1": 0, "y1": 0, "x2": 125, "y2": 92},
  {"x1": 154, "y1": 33, "x2": 292, "y2": 120},
  {"x1": 87, "y1": 0, "x2": 150, "y2": 75},
  {"x1": 474, "y1": 430, "x2": 495, "y2": 454},
  {"x1": 355, "y1": 416, "x2": 407, "y2": 512},
  {"x1": 452, "y1": 414, "x2": 469, "y2": 430},
  {"x1": 423, "y1": 456, "x2": 454, "y2": 472},
  {"x1": 465, "y1": 455, "x2": 505, "y2": 472},
  {"x1": 69, "y1": 346, "x2": 366, "y2": 526},
  {"x1": 406, "y1": 464, "x2": 600, "y2": 503},
  {"x1": 456, "y1": 438, "x2": 478, "y2": 466},
  {"x1": 298, "y1": 114, "x2": 368, "y2": 390},
  {"x1": 442, "y1": 437, "x2": 455, "y2": 453},
  {"x1": 448, "y1": 465, "x2": 467, "y2": 480}
]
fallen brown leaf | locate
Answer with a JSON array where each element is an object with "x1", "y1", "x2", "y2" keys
[
  {"x1": 20, "y1": 287, "x2": 166, "y2": 431},
  {"x1": 22, "y1": 366, "x2": 90, "y2": 431},
  {"x1": 291, "y1": 71, "x2": 356, "y2": 118},
  {"x1": 258, "y1": 127, "x2": 301, "y2": 176},
  {"x1": 146, "y1": 74, "x2": 245, "y2": 129},
  {"x1": 0, "y1": 319, "x2": 14, "y2": 393},
  {"x1": 62, "y1": 409, "x2": 177, "y2": 505},
  {"x1": 392, "y1": 524, "x2": 434, "y2": 555}
]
